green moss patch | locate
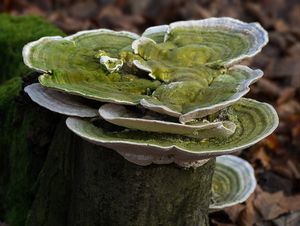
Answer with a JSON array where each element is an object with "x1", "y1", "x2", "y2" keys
[{"x1": 0, "y1": 14, "x2": 63, "y2": 226}]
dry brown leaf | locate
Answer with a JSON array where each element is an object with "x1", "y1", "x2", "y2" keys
[
  {"x1": 287, "y1": 114, "x2": 300, "y2": 123},
  {"x1": 224, "y1": 204, "x2": 245, "y2": 223},
  {"x1": 273, "y1": 211, "x2": 300, "y2": 226},
  {"x1": 237, "y1": 193, "x2": 261, "y2": 226},
  {"x1": 273, "y1": 57, "x2": 300, "y2": 79},
  {"x1": 255, "y1": 78, "x2": 280, "y2": 98},
  {"x1": 272, "y1": 164, "x2": 295, "y2": 180},
  {"x1": 277, "y1": 88, "x2": 295, "y2": 105},
  {"x1": 253, "y1": 188, "x2": 288, "y2": 220},
  {"x1": 264, "y1": 135, "x2": 281, "y2": 151},
  {"x1": 274, "y1": 19, "x2": 289, "y2": 32},
  {"x1": 292, "y1": 123, "x2": 300, "y2": 148},
  {"x1": 249, "y1": 147, "x2": 271, "y2": 169},
  {"x1": 287, "y1": 160, "x2": 300, "y2": 179},
  {"x1": 280, "y1": 194, "x2": 300, "y2": 212},
  {"x1": 277, "y1": 100, "x2": 300, "y2": 118},
  {"x1": 245, "y1": 2, "x2": 273, "y2": 28},
  {"x1": 288, "y1": 43, "x2": 300, "y2": 57},
  {"x1": 288, "y1": 4, "x2": 300, "y2": 28}
]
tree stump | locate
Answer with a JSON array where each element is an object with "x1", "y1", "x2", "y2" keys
[{"x1": 26, "y1": 125, "x2": 215, "y2": 226}]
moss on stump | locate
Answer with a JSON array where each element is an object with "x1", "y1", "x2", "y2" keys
[
  {"x1": 0, "y1": 14, "x2": 64, "y2": 226},
  {"x1": 0, "y1": 14, "x2": 64, "y2": 83}
]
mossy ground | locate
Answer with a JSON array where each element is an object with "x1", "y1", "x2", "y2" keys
[{"x1": 0, "y1": 14, "x2": 63, "y2": 226}]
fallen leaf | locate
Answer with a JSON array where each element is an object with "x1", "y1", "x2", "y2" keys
[
  {"x1": 277, "y1": 88, "x2": 295, "y2": 105},
  {"x1": 272, "y1": 57, "x2": 300, "y2": 79},
  {"x1": 273, "y1": 211, "x2": 300, "y2": 226},
  {"x1": 272, "y1": 164, "x2": 295, "y2": 180},
  {"x1": 292, "y1": 124, "x2": 300, "y2": 148},
  {"x1": 288, "y1": 43, "x2": 300, "y2": 57},
  {"x1": 258, "y1": 171, "x2": 293, "y2": 194},
  {"x1": 264, "y1": 135, "x2": 281, "y2": 152},
  {"x1": 277, "y1": 100, "x2": 300, "y2": 118},
  {"x1": 280, "y1": 194, "x2": 300, "y2": 211},
  {"x1": 245, "y1": 2, "x2": 273, "y2": 28},
  {"x1": 237, "y1": 193, "x2": 261, "y2": 226},
  {"x1": 255, "y1": 78, "x2": 280, "y2": 98},
  {"x1": 224, "y1": 204, "x2": 245, "y2": 223},
  {"x1": 254, "y1": 187, "x2": 288, "y2": 220},
  {"x1": 274, "y1": 19, "x2": 289, "y2": 32}
]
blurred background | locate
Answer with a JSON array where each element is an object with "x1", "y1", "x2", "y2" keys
[{"x1": 1, "y1": 0, "x2": 300, "y2": 225}]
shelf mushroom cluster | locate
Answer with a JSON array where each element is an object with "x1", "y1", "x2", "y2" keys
[{"x1": 23, "y1": 17, "x2": 278, "y2": 209}]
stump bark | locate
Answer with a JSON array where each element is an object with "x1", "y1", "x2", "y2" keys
[
  {"x1": 26, "y1": 123, "x2": 215, "y2": 226},
  {"x1": 0, "y1": 14, "x2": 215, "y2": 226}
]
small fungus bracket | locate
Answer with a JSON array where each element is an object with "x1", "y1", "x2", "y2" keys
[
  {"x1": 99, "y1": 56, "x2": 123, "y2": 73},
  {"x1": 95, "y1": 50, "x2": 123, "y2": 73}
]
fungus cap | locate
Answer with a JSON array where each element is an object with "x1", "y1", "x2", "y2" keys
[
  {"x1": 66, "y1": 98, "x2": 278, "y2": 166},
  {"x1": 25, "y1": 83, "x2": 98, "y2": 117},
  {"x1": 210, "y1": 155, "x2": 256, "y2": 210},
  {"x1": 99, "y1": 103, "x2": 236, "y2": 139}
]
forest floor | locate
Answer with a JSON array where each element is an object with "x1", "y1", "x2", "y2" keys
[{"x1": 1, "y1": 0, "x2": 300, "y2": 225}]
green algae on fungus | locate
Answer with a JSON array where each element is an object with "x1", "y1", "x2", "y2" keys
[
  {"x1": 22, "y1": 17, "x2": 276, "y2": 167},
  {"x1": 140, "y1": 65, "x2": 262, "y2": 121},
  {"x1": 210, "y1": 155, "x2": 256, "y2": 210},
  {"x1": 22, "y1": 17, "x2": 267, "y2": 122},
  {"x1": 99, "y1": 103, "x2": 236, "y2": 139},
  {"x1": 23, "y1": 30, "x2": 160, "y2": 105},
  {"x1": 132, "y1": 18, "x2": 268, "y2": 121},
  {"x1": 141, "y1": 17, "x2": 268, "y2": 66},
  {"x1": 66, "y1": 98, "x2": 278, "y2": 166}
]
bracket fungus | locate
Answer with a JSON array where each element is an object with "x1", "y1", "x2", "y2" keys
[
  {"x1": 23, "y1": 17, "x2": 278, "y2": 213},
  {"x1": 210, "y1": 155, "x2": 256, "y2": 210}
]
